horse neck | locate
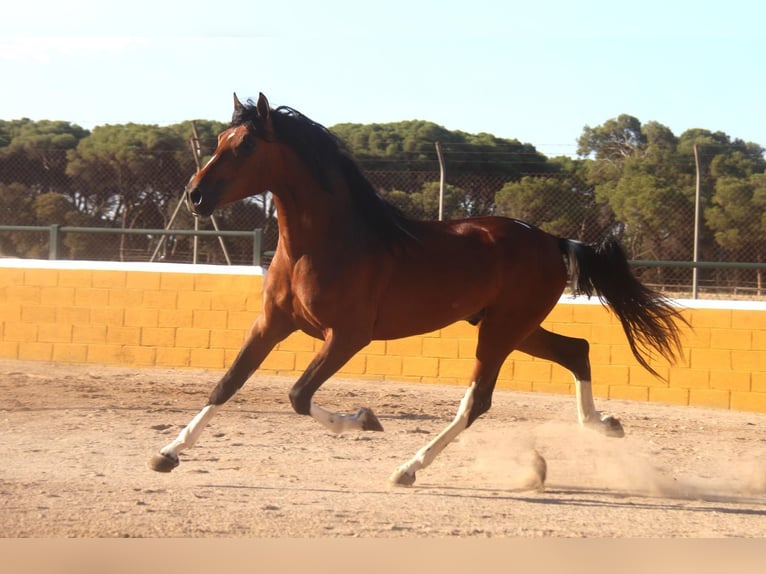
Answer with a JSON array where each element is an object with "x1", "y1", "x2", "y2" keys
[{"x1": 270, "y1": 174, "x2": 355, "y2": 259}]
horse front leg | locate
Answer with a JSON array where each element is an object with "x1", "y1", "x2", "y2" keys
[
  {"x1": 148, "y1": 313, "x2": 294, "y2": 472},
  {"x1": 288, "y1": 330, "x2": 383, "y2": 433}
]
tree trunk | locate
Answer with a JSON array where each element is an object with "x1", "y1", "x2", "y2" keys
[{"x1": 119, "y1": 206, "x2": 129, "y2": 262}]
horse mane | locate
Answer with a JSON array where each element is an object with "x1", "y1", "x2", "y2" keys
[{"x1": 232, "y1": 100, "x2": 416, "y2": 247}]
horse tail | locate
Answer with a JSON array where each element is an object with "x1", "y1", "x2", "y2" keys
[{"x1": 559, "y1": 236, "x2": 688, "y2": 378}]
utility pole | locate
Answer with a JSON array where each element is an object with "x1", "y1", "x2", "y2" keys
[
  {"x1": 692, "y1": 143, "x2": 701, "y2": 299},
  {"x1": 435, "y1": 141, "x2": 445, "y2": 221},
  {"x1": 150, "y1": 121, "x2": 231, "y2": 264}
]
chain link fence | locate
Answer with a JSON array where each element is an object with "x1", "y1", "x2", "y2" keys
[{"x1": 2, "y1": 147, "x2": 766, "y2": 298}]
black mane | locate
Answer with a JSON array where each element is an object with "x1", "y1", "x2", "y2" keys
[{"x1": 232, "y1": 100, "x2": 415, "y2": 246}]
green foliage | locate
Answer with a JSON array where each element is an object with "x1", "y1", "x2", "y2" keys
[
  {"x1": 383, "y1": 181, "x2": 467, "y2": 220},
  {"x1": 596, "y1": 143, "x2": 695, "y2": 260},
  {"x1": 0, "y1": 111, "x2": 764, "y2": 274},
  {"x1": 331, "y1": 120, "x2": 551, "y2": 217},
  {"x1": 331, "y1": 120, "x2": 549, "y2": 176},
  {"x1": 0, "y1": 182, "x2": 34, "y2": 226},
  {"x1": 33, "y1": 192, "x2": 75, "y2": 224},
  {"x1": 64, "y1": 123, "x2": 196, "y2": 259},
  {"x1": 494, "y1": 173, "x2": 603, "y2": 241},
  {"x1": 0, "y1": 182, "x2": 35, "y2": 256},
  {"x1": 706, "y1": 174, "x2": 766, "y2": 258},
  {"x1": 577, "y1": 114, "x2": 646, "y2": 160},
  {"x1": 66, "y1": 123, "x2": 188, "y2": 221},
  {"x1": 0, "y1": 119, "x2": 88, "y2": 198},
  {"x1": 584, "y1": 117, "x2": 697, "y2": 262},
  {"x1": 578, "y1": 115, "x2": 766, "y2": 288},
  {"x1": 331, "y1": 120, "x2": 454, "y2": 162}
]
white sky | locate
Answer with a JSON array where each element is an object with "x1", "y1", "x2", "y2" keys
[{"x1": 2, "y1": 0, "x2": 764, "y2": 157}]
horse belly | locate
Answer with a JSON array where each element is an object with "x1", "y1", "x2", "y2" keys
[{"x1": 372, "y1": 270, "x2": 491, "y2": 340}]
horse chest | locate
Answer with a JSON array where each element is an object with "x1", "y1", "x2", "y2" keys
[{"x1": 274, "y1": 263, "x2": 370, "y2": 333}]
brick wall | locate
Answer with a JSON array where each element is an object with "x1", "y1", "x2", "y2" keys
[{"x1": 2, "y1": 260, "x2": 766, "y2": 413}]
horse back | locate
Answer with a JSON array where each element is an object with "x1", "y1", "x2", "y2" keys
[{"x1": 371, "y1": 216, "x2": 568, "y2": 339}]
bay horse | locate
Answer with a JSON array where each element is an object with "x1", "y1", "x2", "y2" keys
[{"x1": 149, "y1": 93, "x2": 686, "y2": 486}]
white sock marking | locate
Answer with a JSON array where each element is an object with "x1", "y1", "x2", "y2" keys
[
  {"x1": 574, "y1": 376, "x2": 598, "y2": 424},
  {"x1": 159, "y1": 404, "x2": 220, "y2": 460},
  {"x1": 394, "y1": 382, "x2": 476, "y2": 480},
  {"x1": 309, "y1": 402, "x2": 366, "y2": 433}
]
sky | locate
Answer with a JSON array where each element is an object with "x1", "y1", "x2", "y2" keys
[{"x1": 2, "y1": 0, "x2": 765, "y2": 157}]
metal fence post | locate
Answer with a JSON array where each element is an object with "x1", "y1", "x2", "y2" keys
[
  {"x1": 48, "y1": 224, "x2": 61, "y2": 260},
  {"x1": 253, "y1": 228, "x2": 263, "y2": 267}
]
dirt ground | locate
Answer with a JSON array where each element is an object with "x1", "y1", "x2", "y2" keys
[{"x1": 2, "y1": 358, "x2": 766, "y2": 538}]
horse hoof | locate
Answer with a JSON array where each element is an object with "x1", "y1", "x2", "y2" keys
[
  {"x1": 356, "y1": 407, "x2": 384, "y2": 432},
  {"x1": 529, "y1": 449, "x2": 547, "y2": 491},
  {"x1": 389, "y1": 468, "x2": 416, "y2": 487},
  {"x1": 602, "y1": 416, "x2": 625, "y2": 438},
  {"x1": 148, "y1": 452, "x2": 179, "y2": 473}
]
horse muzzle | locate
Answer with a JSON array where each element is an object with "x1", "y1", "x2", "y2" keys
[{"x1": 185, "y1": 184, "x2": 218, "y2": 217}]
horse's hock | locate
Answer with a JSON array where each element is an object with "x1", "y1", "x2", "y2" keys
[{"x1": 2, "y1": 259, "x2": 766, "y2": 414}]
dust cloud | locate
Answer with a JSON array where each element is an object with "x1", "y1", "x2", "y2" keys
[{"x1": 454, "y1": 420, "x2": 766, "y2": 502}]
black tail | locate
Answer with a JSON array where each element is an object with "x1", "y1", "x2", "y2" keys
[{"x1": 559, "y1": 236, "x2": 688, "y2": 378}]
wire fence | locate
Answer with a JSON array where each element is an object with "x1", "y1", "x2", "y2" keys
[{"x1": 2, "y1": 150, "x2": 766, "y2": 298}]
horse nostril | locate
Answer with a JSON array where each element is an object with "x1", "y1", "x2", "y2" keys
[{"x1": 185, "y1": 184, "x2": 216, "y2": 217}]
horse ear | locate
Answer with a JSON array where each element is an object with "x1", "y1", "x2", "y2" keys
[
  {"x1": 256, "y1": 92, "x2": 271, "y2": 120},
  {"x1": 233, "y1": 92, "x2": 244, "y2": 113}
]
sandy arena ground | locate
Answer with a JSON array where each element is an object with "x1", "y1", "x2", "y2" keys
[{"x1": 2, "y1": 358, "x2": 766, "y2": 537}]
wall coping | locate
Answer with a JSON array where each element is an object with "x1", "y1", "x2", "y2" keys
[
  {"x1": 3, "y1": 258, "x2": 766, "y2": 311},
  {"x1": 0, "y1": 258, "x2": 265, "y2": 276}
]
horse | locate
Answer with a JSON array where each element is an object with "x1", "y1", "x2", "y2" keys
[{"x1": 148, "y1": 92, "x2": 686, "y2": 487}]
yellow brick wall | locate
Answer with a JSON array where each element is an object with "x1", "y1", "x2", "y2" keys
[{"x1": 3, "y1": 261, "x2": 766, "y2": 413}]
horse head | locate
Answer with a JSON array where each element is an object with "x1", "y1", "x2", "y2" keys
[{"x1": 185, "y1": 92, "x2": 274, "y2": 217}]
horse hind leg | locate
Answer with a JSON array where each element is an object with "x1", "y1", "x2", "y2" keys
[
  {"x1": 517, "y1": 327, "x2": 624, "y2": 437},
  {"x1": 389, "y1": 381, "x2": 478, "y2": 486},
  {"x1": 390, "y1": 320, "x2": 547, "y2": 489},
  {"x1": 389, "y1": 360, "x2": 547, "y2": 489}
]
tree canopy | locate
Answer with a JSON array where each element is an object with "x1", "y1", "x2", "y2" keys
[{"x1": 0, "y1": 112, "x2": 764, "y2": 290}]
